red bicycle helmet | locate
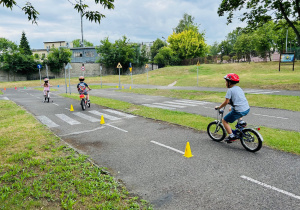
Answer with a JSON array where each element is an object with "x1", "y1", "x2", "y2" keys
[{"x1": 224, "y1": 73, "x2": 239, "y2": 83}]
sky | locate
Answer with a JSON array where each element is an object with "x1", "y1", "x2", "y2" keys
[{"x1": 0, "y1": 0, "x2": 246, "y2": 49}]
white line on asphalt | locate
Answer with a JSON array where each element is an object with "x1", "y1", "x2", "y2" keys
[
  {"x1": 59, "y1": 126, "x2": 105, "y2": 137},
  {"x1": 151, "y1": 141, "x2": 185, "y2": 155},
  {"x1": 252, "y1": 113, "x2": 288, "y2": 120},
  {"x1": 104, "y1": 109, "x2": 137, "y2": 118},
  {"x1": 53, "y1": 103, "x2": 59, "y2": 106},
  {"x1": 36, "y1": 116, "x2": 59, "y2": 128},
  {"x1": 2, "y1": 97, "x2": 9, "y2": 100},
  {"x1": 105, "y1": 124, "x2": 128, "y2": 132},
  {"x1": 73, "y1": 112, "x2": 100, "y2": 122},
  {"x1": 89, "y1": 110, "x2": 121, "y2": 120},
  {"x1": 55, "y1": 114, "x2": 81, "y2": 125},
  {"x1": 153, "y1": 102, "x2": 186, "y2": 108},
  {"x1": 165, "y1": 101, "x2": 198, "y2": 106},
  {"x1": 175, "y1": 99, "x2": 210, "y2": 105},
  {"x1": 203, "y1": 106, "x2": 215, "y2": 110},
  {"x1": 142, "y1": 104, "x2": 175, "y2": 110},
  {"x1": 241, "y1": 175, "x2": 300, "y2": 200}
]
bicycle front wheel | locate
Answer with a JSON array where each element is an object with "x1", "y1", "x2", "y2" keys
[
  {"x1": 81, "y1": 99, "x2": 86, "y2": 110},
  {"x1": 240, "y1": 129, "x2": 262, "y2": 152},
  {"x1": 207, "y1": 121, "x2": 226, "y2": 142}
]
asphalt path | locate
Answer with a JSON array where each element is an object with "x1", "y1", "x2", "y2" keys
[{"x1": 1, "y1": 88, "x2": 300, "y2": 209}]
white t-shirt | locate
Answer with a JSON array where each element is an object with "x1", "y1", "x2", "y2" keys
[{"x1": 225, "y1": 86, "x2": 249, "y2": 112}]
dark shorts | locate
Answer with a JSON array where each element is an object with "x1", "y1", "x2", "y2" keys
[
  {"x1": 79, "y1": 90, "x2": 88, "y2": 95},
  {"x1": 224, "y1": 108, "x2": 250, "y2": 123}
]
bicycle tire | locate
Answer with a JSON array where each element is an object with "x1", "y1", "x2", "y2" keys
[
  {"x1": 87, "y1": 101, "x2": 91, "y2": 108},
  {"x1": 81, "y1": 99, "x2": 86, "y2": 110},
  {"x1": 240, "y1": 128, "x2": 262, "y2": 152},
  {"x1": 207, "y1": 121, "x2": 226, "y2": 141}
]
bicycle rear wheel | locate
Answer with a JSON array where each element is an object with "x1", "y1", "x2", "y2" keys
[
  {"x1": 207, "y1": 121, "x2": 226, "y2": 141},
  {"x1": 81, "y1": 99, "x2": 86, "y2": 110},
  {"x1": 240, "y1": 129, "x2": 262, "y2": 152}
]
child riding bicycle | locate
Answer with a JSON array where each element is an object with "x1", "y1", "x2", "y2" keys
[
  {"x1": 77, "y1": 76, "x2": 91, "y2": 101},
  {"x1": 43, "y1": 78, "x2": 52, "y2": 99},
  {"x1": 215, "y1": 73, "x2": 250, "y2": 143}
]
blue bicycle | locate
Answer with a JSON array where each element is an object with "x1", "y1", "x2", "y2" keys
[{"x1": 207, "y1": 108, "x2": 263, "y2": 152}]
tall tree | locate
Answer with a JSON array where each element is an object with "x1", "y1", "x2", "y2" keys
[
  {"x1": 44, "y1": 48, "x2": 72, "y2": 74},
  {"x1": 0, "y1": 38, "x2": 18, "y2": 53},
  {"x1": 218, "y1": 0, "x2": 300, "y2": 46},
  {"x1": 150, "y1": 39, "x2": 167, "y2": 62},
  {"x1": 168, "y1": 29, "x2": 207, "y2": 59},
  {"x1": 19, "y1": 31, "x2": 32, "y2": 55},
  {"x1": 173, "y1": 13, "x2": 199, "y2": 33},
  {"x1": 2, "y1": 0, "x2": 114, "y2": 24}
]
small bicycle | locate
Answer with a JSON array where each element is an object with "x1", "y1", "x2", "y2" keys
[
  {"x1": 44, "y1": 90, "x2": 53, "y2": 103},
  {"x1": 79, "y1": 90, "x2": 91, "y2": 110},
  {"x1": 207, "y1": 108, "x2": 263, "y2": 152}
]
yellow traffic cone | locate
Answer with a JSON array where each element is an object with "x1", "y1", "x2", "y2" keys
[
  {"x1": 129, "y1": 86, "x2": 131, "y2": 89},
  {"x1": 70, "y1": 104, "x2": 74, "y2": 111},
  {"x1": 116, "y1": 86, "x2": 119, "y2": 88},
  {"x1": 122, "y1": 86, "x2": 124, "y2": 89},
  {"x1": 100, "y1": 115, "x2": 105, "y2": 124},
  {"x1": 183, "y1": 142, "x2": 193, "y2": 158}
]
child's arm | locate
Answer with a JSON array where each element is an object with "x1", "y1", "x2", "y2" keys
[{"x1": 215, "y1": 98, "x2": 229, "y2": 109}]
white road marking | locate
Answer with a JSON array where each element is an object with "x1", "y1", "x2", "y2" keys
[
  {"x1": 73, "y1": 112, "x2": 100, "y2": 122},
  {"x1": 151, "y1": 141, "x2": 184, "y2": 155},
  {"x1": 153, "y1": 102, "x2": 186, "y2": 108},
  {"x1": 142, "y1": 104, "x2": 175, "y2": 110},
  {"x1": 53, "y1": 103, "x2": 59, "y2": 106},
  {"x1": 2, "y1": 97, "x2": 9, "y2": 100},
  {"x1": 174, "y1": 99, "x2": 210, "y2": 105},
  {"x1": 245, "y1": 90, "x2": 280, "y2": 94},
  {"x1": 89, "y1": 110, "x2": 121, "y2": 120},
  {"x1": 106, "y1": 124, "x2": 128, "y2": 132},
  {"x1": 165, "y1": 101, "x2": 198, "y2": 106},
  {"x1": 59, "y1": 126, "x2": 105, "y2": 137},
  {"x1": 104, "y1": 109, "x2": 136, "y2": 118},
  {"x1": 36, "y1": 116, "x2": 59, "y2": 128},
  {"x1": 55, "y1": 114, "x2": 81, "y2": 125},
  {"x1": 241, "y1": 175, "x2": 300, "y2": 200},
  {"x1": 252, "y1": 113, "x2": 288, "y2": 120}
]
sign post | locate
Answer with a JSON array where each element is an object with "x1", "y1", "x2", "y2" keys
[
  {"x1": 279, "y1": 52, "x2": 295, "y2": 71},
  {"x1": 45, "y1": 64, "x2": 49, "y2": 78},
  {"x1": 129, "y1": 62, "x2": 133, "y2": 88},
  {"x1": 37, "y1": 64, "x2": 42, "y2": 86},
  {"x1": 145, "y1": 64, "x2": 149, "y2": 84},
  {"x1": 117, "y1": 62, "x2": 122, "y2": 89},
  {"x1": 81, "y1": 63, "x2": 85, "y2": 77},
  {"x1": 65, "y1": 63, "x2": 72, "y2": 94},
  {"x1": 64, "y1": 64, "x2": 67, "y2": 93},
  {"x1": 196, "y1": 61, "x2": 200, "y2": 86},
  {"x1": 100, "y1": 64, "x2": 103, "y2": 88}
]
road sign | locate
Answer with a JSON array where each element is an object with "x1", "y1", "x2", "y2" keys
[
  {"x1": 145, "y1": 64, "x2": 149, "y2": 68},
  {"x1": 197, "y1": 61, "x2": 200, "y2": 66},
  {"x1": 129, "y1": 67, "x2": 132, "y2": 72},
  {"x1": 37, "y1": 64, "x2": 42, "y2": 69},
  {"x1": 117, "y1": 62, "x2": 122, "y2": 68},
  {"x1": 65, "y1": 63, "x2": 72, "y2": 70},
  {"x1": 81, "y1": 66, "x2": 85, "y2": 71}
]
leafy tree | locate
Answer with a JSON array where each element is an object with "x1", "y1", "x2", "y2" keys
[
  {"x1": 0, "y1": 38, "x2": 18, "y2": 53},
  {"x1": 72, "y1": 39, "x2": 94, "y2": 47},
  {"x1": 19, "y1": 31, "x2": 32, "y2": 55},
  {"x1": 44, "y1": 48, "x2": 72, "y2": 74},
  {"x1": 173, "y1": 13, "x2": 199, "y2": 33},
  {"x1": 96, "y1": 36, "x2": 148, "y2": 74},
  {"x1": 218, "y1": 0, "x2": 300, "y2": 46},
  {"x1": 208, "y1": 41, "x2": 220, "y2": 56},
  {"x1": 168, "y1": 29, "x2": 207, "y2": 60},
  {"x1": 2, "y1": 0, "x2": 114, "y2": 24},
  {"x1": 218, "y1": 40, "x2": 231, "y2": 62},
  {"x1": 154, "y1": 46, "x2": 180, "y2": 66},
  {"x1": 234, "y1": 33, "x2": 255, "y2": 63},
  {"x1": 150, "y1": 38, "x2": 166, "y2": 62}
]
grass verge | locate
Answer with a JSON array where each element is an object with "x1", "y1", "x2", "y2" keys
[
  {"x1": 117, "y1": 88, "x2": 300, "y2": 112},
  {"x1": 62, "y1": 94, "x2": 300, "y2": 155},
  {"x1": 0, "y1": 100, "x2": 152, "y2": 209}
]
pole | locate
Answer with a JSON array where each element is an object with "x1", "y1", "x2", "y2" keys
[
  {"x1": 39, "y1": 67, "x2": 41, "y2": 86},
  {"x1": 80, "y1": 0, "x2": 84, "y2": 47},
  {"x1": 286, "y1": 29, "x2": 288, "y2": 52},
  {"x1": 69, "y1": 67, "x2": 71, "y2": 94},
  {"x1": 197, "y1": 66, "x2": 199, "y2": 86},
  {"x1": 64, "y1": 63, "x2": 67, "y2": 94},
  {"x1": 46, "y1": 64, "x2": 48, "y2": 78},
  {"x1": 118, "y1": 67, "x2": 121, "y2": 89},
  {"x1": 100, "y1": 64, "x2": 102, "y2": 88}
]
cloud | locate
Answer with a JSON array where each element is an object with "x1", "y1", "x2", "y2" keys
[{"x1": 0, "y1": 0, "x2": 246, "y2": 49}]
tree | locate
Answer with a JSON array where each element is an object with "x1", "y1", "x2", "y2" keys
[
  {"x1": 44, "y1": 48, "x2": 72, "y2": 74},
  {"x1": 19, "y1": 31, "x2": 32, "y2": 55},
  {"x1": 218, "y1": 0, "x2": 300, "y2": 46},
  {"x1": 72, "y1": 39, "x2": 94, "y2": 47},
  {"x1": 154, "y1": 46, "x2": 180, "y2": 66},
  {"x1": 96, "y1": 36, "x2": 148, "y2": 74},
  {"x1": 150, "y1": 39, "x2": 166, "y2": 62},
  {"x1": 2, "y1": 0, "x2": 114, "y2": 24},
  {"x1": 167, "y1": 29, "x2": 207, "y2": 60},
  {"x1": 208, "y1": 41, "x2": 220, "y2": 56},
  {"x1": 234, "y1": 33, "x2": 255, "y2": 63},
  {"x1": 173, "y1": 13, "x2": 199, "y2": 33},
  {"x1": 0, "y1": 38, "x2": 18, "y2": 55}
]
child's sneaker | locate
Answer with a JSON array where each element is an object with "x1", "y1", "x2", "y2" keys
[{"x1": 224, "y1": 135, "x2": 237, "y2": 143}]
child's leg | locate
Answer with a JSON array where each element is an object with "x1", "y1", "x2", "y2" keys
[
  {"x1": 222, "y1": 118, "x2": 232, "y2": 135},
  {"x1": 86, "y1": 94, "x2": 89, "y2": 100}
]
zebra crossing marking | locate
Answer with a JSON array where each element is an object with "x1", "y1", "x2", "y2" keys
[
  {"x1": 142, "y1": 104, "x2": 175, "y2": 110},
  {"x1": 153, "y1": 102, "x2": 186, "y2": 108},
  {"x1": 244, "y1": 90, "x2": 280, "y2": 95},
  {"x1": 89, "y1": 110, "x2": 121, "y2": 120},
  {"x1": 174, "y1": 99, "x2": 210, "y2": 105},
  {"x1": 73, "y1": 112, "x2": 100, "y2": 122},
  {"x1": 55, "y1": 114, "x2": 81, "y2": 125},
  {"x1": 36, "y1": 116, "x2": 59, "y2": 128},
  {"x1": 164, "y1": 101, "x2": 198, "y2": 106},
  {"x1": 104, "y1": 109, "x2": 136, "y2": 118}
]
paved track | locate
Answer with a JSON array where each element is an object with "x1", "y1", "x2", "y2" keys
[{"x1": 1, "y1": 87, "x2": 300, "y2": 210}]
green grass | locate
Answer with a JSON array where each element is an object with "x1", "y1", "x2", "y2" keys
[
  {"x1": 0, "y1": 100, "x2": 153, "y2": 210},
  {"x1": 1, "y1": 62, "x2": 300, "y2": 90},
  {"x1": 62, "y1": 94, "x2": 300, "y2": 155},
  {"x1": 117, "y1": 89, "x2": 300, "y2": 112}
]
